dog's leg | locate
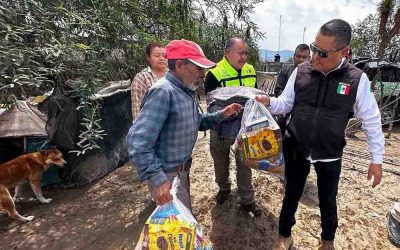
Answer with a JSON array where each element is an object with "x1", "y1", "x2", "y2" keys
[
  {"x1": 30, "y1": 180, "x2": 52, "y2": 204},
  {"x1": 13, "y1": 185, "x2": 23, "y2": 202},
  {"x1": 0, "y1": 185, "x2": 34, "y2": 222}
]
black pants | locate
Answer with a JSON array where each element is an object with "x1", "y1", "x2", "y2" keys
[
  {"x1": 279, "y1": 138, "x2": 341, "y2": 241},
  {"x1": 276, "y1": 114, "x2": 289, "y2": 137}
]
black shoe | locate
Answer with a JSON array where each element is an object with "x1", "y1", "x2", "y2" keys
[
  {"x1": 387, "y1": 209, "x2": 400, "y2": 247},
  {"x1": 240, "y1": 202, "x2": 262, "y2": 217},
  {"x1": 216, "y1": 190, "x2": 230, "y2": 204}
]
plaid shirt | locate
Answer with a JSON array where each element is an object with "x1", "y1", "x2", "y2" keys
[
  {"x1": 130, "y1": 67, "x2": 159, "y2": 120},
  {"x1": 127, "y1": 72, "x2": 224, "y2": 187}
]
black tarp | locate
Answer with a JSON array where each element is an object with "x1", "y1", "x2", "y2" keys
[
  {"x1": 38, "y1": 80, "x2": 132, "y2": 187},
  {"x1": 59, "y1": 89, "x2": 132, "y2": 187},
  {"x1": 354, "y1": 59, "x2": 400, "y2": 82},
  {"x1": 0, "y1": 80, "x2": 132, "y2": 187},
  {"x1": 38, "y1": 96, "x2": 79, "y2": 151}
]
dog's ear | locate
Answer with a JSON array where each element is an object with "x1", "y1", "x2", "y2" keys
[
  {"x1": 41, "y1": 149, "x2": 50, "y2": 156},
  {"x1": 40, "y1": 149, "x2": 55, "y2": 157},
  {"x1": 41, "y1": 146, "x2": 58, "y2": 155}
]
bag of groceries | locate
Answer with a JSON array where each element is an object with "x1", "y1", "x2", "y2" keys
[
  {"x1": 234, "y1": 99, "x2": 284, "y2": 176},
  {"x1": 135, "y1": 177, "x2": 212, "y2": 250}
]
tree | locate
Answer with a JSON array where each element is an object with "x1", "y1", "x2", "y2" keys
[
  {"x1": 351, "y1": 14, "x2": 381, "y2": 58},
  {"x1": 352, "y1": 1, "x2": 400, "y2": 62},
  {"x1": 377, "y1": 0, "x2": 400, "y2": 58},
  {"x1": 0, "y1": 0, "x2": 265, "y2": 154}
]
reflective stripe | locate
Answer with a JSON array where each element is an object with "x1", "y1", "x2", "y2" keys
[
  {"x1": 209, "y1": 57, "x2": 256, "y2": 88},
  {"x1": 221, "y1": 74, "x2": 257, "y2": 87}
]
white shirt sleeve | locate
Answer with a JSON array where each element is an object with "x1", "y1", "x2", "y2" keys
[
  {"x1": 354, "y1": 73, "x2": 385, "y2": 164},
  {"x1": 269, "y1": 67, "x2": 297, "y2": 115}
]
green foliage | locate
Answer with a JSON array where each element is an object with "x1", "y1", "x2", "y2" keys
[
  {"x1": 351, "y1": 14, "x2": 381, "y2": 58},
  {"x1": 0, "y1": 0, "x2": 59, "y2": 107},
  {"x1": 352, "y1": 2, "x2": 400, "y2": 62},
  {"x1": 0, "y1": 0, "x2": 265, "y2": 154}
]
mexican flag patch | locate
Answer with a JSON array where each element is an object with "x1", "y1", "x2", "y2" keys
[{"x1": 337, "y1": 82, "x2": 350, "y2": 95}]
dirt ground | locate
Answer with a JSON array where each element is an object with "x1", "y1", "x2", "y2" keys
[{"x1": 1, "y1": 127, "x2": 400, "y2": 249}]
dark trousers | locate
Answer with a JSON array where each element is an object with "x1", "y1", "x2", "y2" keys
[
  {"x1": 210, "y1": 130, "x2": 255, "y2": 204},
  {"x1": 279, "y1": 139, "x2": 341, "y2": 241},
  {"x1": 276, "y1": 114, "x2": 288, "y2": 137}
]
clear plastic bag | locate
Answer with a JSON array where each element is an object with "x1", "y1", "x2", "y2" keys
[
  {"x1": 135, "y1": 177, "x2": 212, "y2": 250},
  {"x1": 234, "y1": 99, "x2": 284, "y2": 176}
]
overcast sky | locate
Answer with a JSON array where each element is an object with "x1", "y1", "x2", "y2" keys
[{"x1": 251, "y1": 0, "x2": 381, "y2": 50}]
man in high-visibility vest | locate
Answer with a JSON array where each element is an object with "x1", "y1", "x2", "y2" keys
[{"x1": 204, "y1": 37, "x2": 261, "y2": 216}]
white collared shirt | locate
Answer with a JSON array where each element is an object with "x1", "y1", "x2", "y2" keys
[{"x1": 269, "y1": 59, "x2": 385, "y2": 164}]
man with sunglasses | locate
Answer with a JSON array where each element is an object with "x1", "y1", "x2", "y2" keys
[{"x1": 256, "y1": 19, "x2": 384, "y2": 250}]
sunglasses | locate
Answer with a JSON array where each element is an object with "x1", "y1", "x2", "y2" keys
[{"x1": 310, "y1": 43, "x2": 346, "y2": 58}]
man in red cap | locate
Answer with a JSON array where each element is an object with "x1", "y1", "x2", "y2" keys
[{"x1": 127, "y1": 39, "x2": 242, "y2": 210}]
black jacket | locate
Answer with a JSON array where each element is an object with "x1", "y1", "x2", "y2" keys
[
  {"x1": 288, "y1": 60, "x2": 363, "y2": 159},
  {"x1": 275, "y1": 64, "x2": 296, "y2": 97}
]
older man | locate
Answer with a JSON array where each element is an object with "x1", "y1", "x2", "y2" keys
[
  {"x1": 256, "y1": 19, "x2": 384, "y2": 249},
  {"x1": 204, "y1": 37, "x2": 261, "y2": 216},
  {"x1": 127, "y1": 39, "x2": 242, "y2": 210}
]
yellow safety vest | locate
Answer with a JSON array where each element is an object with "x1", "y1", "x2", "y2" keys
[{"x1": 208, "y1": 57, "x2": 257, "y2": 87}]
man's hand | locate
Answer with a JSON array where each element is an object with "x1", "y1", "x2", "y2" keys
[
  {"x1": 151, "y1": 180, "x2": 172, "y2": 205},
  {"x1": 255, "y1": 95, "x2": 270, "y2": 107},
  {"x1": 367, "y1": 163, "x2": 382, "y2": 188},
  {"x1": 222, "y1": 103, "x2": 242, "y2": 118}
]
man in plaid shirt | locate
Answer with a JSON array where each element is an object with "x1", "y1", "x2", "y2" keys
[{"x1": 127, "y1": 39, "x2": 242, "y2": 210}]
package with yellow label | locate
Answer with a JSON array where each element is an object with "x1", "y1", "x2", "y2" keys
[
  {"x1": 138, "y1": 218, "x2": 196, "y2": 250},
  {"x1": 135, "y1": 178, "x2": 213, "y2": 250},
  {"x1": 241, "y1": 126, "x2": 281, "y2": 160},
  {"x1": 234, "y1": 99, "x2": 284, "y2": 176}
]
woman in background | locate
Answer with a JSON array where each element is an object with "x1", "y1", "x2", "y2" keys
[{"x1": 131, "y1": 42, "x2": 167, "y2": 120}]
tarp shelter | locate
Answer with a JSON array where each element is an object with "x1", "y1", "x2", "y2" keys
[
  {"x1": 0, "y1": 80, "x2": 132, "y2": 187},
  {"x1": 0, "y1": 101, "x2": 47, "y2": 138},
  {"x1": 0, "y1": 101, "x2": 49, "y2": 165},
  {"x1": 354, "y1": 58, "x2": 400, "y2": 82},
  {"x1": 38, "y1": 80, "x2": 132, "y2": 187}
]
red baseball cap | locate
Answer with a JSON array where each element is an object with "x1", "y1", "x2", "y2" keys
[{"x1": 166, "y1": 39, "x2": 216, "y2": 69}]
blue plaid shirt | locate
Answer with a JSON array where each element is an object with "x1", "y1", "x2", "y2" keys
[{"x1": 127, "y1": 72, "x2": 224, "y2": 187}]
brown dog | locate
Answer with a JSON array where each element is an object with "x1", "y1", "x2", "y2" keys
[{"x1": 0, "y1": 149, "x2": 66, "y2": 222}]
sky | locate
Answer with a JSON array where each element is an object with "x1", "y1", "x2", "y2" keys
[{"x1": 251, "y1": 0, "x2": 381, "y2": 50}]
